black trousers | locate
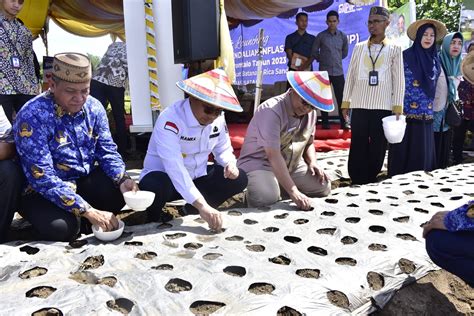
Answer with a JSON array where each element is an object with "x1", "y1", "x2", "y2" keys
[
  {"x1": 320, "y1": 75, "x2": 345, "y2": 127},
  {"x1": 348, "y1": 109, "x2": 391, "y2": 185},
  {"x1": 20, "y1": 168, "x2": 125, "y2": 242},
  {"x1": 434, "y1": 129, "x2": 453, "y2": 169},
  {"x1": 0, "y1": 160, "x2": 23, "y2": 243},
  {"x1": 0, "y1": 94, "x2": 36, "y2": 123},
  {"x1": 90, "y1": 80, "x2": 127, "y2": 155},
  {"x1": 452, "y1": 119, "x2": 473, "y2": 164},
  {"x1": 139, "y1": 165, "x2": 248, "y2": 222}
]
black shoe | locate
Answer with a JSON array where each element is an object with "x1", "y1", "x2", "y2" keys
[{"x1": 342, "y1": 122, "x2": 351, "y2": 130}]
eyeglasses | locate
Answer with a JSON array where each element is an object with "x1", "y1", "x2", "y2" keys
[
  {"x1": 203, "y1": 105, "x2": 223, "y2": 116},
  {"x1": 366, "y1": 19, "x2": 386, "y2": 26}
]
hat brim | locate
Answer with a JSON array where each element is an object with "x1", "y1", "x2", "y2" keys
[
  {"x1": 461, "y1": 52, "x2": 474, "y2": 85},
  {"x1": 176, "y1": 76, "x2": 243, "y2": 113},
  {"x1": 287, "y1": 71, "x2": 335, "y2": 112},
  {"x1": 407, "y1": 19, "x2": 447, "y2": 42}
]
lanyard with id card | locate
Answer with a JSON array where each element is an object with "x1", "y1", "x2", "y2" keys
[
  {"x1": 368, "y1": 43, "x2": 384, "y2": 86},
  {"x1": 0, "y1": 19, "x2": 22, "y2": 69}
]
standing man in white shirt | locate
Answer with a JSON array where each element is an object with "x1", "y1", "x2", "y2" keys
[
  {"x1": 139, "y1": 69, "x2": 248, "y2": 231},
  {"x1": 341, "y1": 6, "x2": 405, "y2": 185}
]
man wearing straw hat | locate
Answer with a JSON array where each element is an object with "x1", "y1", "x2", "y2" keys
[
  {"x1": 139, "y1": 68, "x2": 248, "y2": 231},
  {"x1": 13, "y1": 52, "x2": 138, "y2": 242},
  {"x1": 238, "y1": 71, "x2": 332, "y2": 210},
  {"x1": 341, "y1": 6, "x2": 405, "y2": 185}
]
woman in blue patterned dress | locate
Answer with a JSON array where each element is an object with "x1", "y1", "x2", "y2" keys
[
  {"x1": 388, "y1": 20, "x2": 446, "y2": 177},
  {"x1": 433, "y1": 32, "x2": 464, "y2": 168}
]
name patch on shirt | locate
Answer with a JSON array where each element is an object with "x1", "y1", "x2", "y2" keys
[
  {"x1": 164, "y1": 121, "x2": 179, "y2": 134},
  {"x1": 209, "y1": 133, "x2": 220, "y2": 139},
  {"x1": 180, "y1": 136, "x2": 196, "y2": 141}
]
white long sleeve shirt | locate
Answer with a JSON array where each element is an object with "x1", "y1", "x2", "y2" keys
[{"x1": 140, "y1": 98, "x2": 236, "y2": 204}]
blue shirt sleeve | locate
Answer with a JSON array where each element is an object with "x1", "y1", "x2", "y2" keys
[{"x1": 444, "y1": 200, "x2": 474, "y2": 232}]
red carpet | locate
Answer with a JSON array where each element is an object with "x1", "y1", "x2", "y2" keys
[{"x1": 228, "y1": 123, "x2": 351, "y2": 157}]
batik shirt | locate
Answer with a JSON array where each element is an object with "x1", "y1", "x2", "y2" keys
[
  {"x1": 0, "y1": 13, "x2": 38, "y2": 95},
  {"x1": 444, "y1": 200, "x2": 474, "y2": 232},
  {"x1": 13, "y1": 92, "x2": 126, "y2": 216},
  {"x1": 92, "y1": 42, "x2": 128, "y2": 88},
  {"x1": 403, "y1": 62, "x2": 434, "y2": 120}
]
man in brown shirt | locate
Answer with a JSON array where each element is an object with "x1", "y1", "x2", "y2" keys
[{"x1": 238, "y1": 71, "x2": 332, "y2": 210}]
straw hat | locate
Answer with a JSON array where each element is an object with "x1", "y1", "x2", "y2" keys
[
  {"x1": 53, "y1": 53, "x2": 91, "y2": 83},
  {"x1": 407, "y1": 19, "x2": 447, "y2": 42},
  {"x1": 461, "y1": 51, "x2": 474, "y2": 85},
  {"x1": 286, "y1": 71, "x2": 334, "y2": 112},
  {"x1": 176, "y1": 68, "x2": 242, "y2": 112}
]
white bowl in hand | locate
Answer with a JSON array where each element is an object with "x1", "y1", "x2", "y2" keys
[
  {"x1": 123, "y1": 190, "x2": 155, "y2": 211},
  {"x1": 382, "y1": 115, "x2": 407, "y2": 144},
  {"x1": 92, "y1": 219, "x2": 125, "y2": 242}
]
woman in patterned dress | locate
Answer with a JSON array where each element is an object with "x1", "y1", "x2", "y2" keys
[{"x1": 388, "y1": 19, "x2": 446, "y2": 177}]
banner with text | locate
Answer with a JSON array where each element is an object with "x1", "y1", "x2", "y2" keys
[{"x1": 229, "y1": 1, "x2": 381, "y2": 85}]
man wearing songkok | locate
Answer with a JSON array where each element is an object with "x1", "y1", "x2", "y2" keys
[
  {"x1": 424, "y1": 200, "x2": 474, "y2": 287},
  {"x1": 341, "y1": 6, "x2": 405, "y2": 185},
  {"x1": 139, "y1": 68, "x2": 248, "y2": 232},
  {"x1": 0, "y1": 104, "x2": 22, "y2": 243},
  {"x1": 238, "y1": 71, "x2": 332, "y2": 210},
  {"x1": 13, "y1": 53, "x2": 138, "y2": 242}
]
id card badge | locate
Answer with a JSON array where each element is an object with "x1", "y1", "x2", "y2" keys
[
  {"x1": 369, "y1": 70, "x2": 378, "y2": 86},
  {"x1": 11, "y1": 56, "x2": 20, "y2": 69}
]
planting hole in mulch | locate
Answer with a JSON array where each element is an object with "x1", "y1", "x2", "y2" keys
[
  {"x1": 368, "y1": 243, "x2": 387, "y2": 251},
  {"x1": 202, "y1": 253, "x2": 223, "y2": 260},
  {"x1": 284, "y1": 236, "x2": 302, "y2": 244},
  {"x1": 307, "y1": 246, "x2": 328, "y2": 256},
  {"x1": 223, "y1": 265, "x2": 246, "y2": 277},
  {"x1": 228, "y1": 210, "x2": 242, "y2": 216},
  {"x1": 98, "y1": 276, "x2": 117, "y2": 287},
  {"x1": 399, "y1": 258, "x2": 416, "y2": 274},
  {"x1": 367, "y1": 271, "x2": 385, "y2": 290},
  {"x1": 246, "y1": 244, "x2": 265, "y2": 252},
  {"x1": 369, "y1": 225, "x2": 386, "y2": 233},
  {"x1": 244, "y1": 219, "x2": 258, "y2": 225},
  {"x1": 248, "y1": 282, "x2": 275, "y2": 295},
  {"x1": 316, "y1": 228, "x2": 336, "y2": 235},
  {"x1": 396, "y1": 233, "x2": 417, "y2": 241},
  {"x1": 25, "y1": 286, "x2": 56, "y2": 299},
  {"x1": 165, "y1": 233, "x2": 186, "y2": 239},
  {"x1": 31, "y1": 308, "x2": 63, "y2": 316},
  {"x1": 19, "y1": 267, "x2": 47, "y2": 279},
  {"x1": 296, "y1": 268, "x2": 320, "y2": 279},
  {"x1": 341, "y1": 236, "x2": 358, "y2": 245},
  {"x1": 19, "y1": 245, "x2": 39, "y2": 255},
  {"x1": 135, "y1": 252, "x2": 157, "y2": 260},
  {"x1": 189, "y1": 301, "x2": 225, "y2": 315},
  {"x1": 165, "y1": 278, "x2": 193, "y2": 293},
  {"x1": 269, "y1": 255, "x2": 291, "y2": 265},
  {"x1": 276, "y1": 306, "x2": 303, "y2": 316},
  {"x1": 369, "y1": 209, "x2": 384, "y2": 216},
  {"x1": 124, "y1": 241, "x2": 143, "y2": 246},
  {"x1": 393, "y1": 216, "x2": 410, "y2": 223},
  {"x1": 263, "y1": 227, "x2": 279, "y2": 232},
  {"x1": 184, "y1": 243, "x2": 203, "y2": 250},
  {"x1": 321, "y1": 211, "x2": 336, "y2": 216},
  {"x1": 274, "y1": 213, "x2": 289, "y2": 219},
  {"x1": 152, "y1": 264, "x2": 174, "y2": 270},
  {"x1": 335, "y1": 257, "x2": 357, "y2": 266},
  {"x1": 327, "y1": 290, "x2": 350, "y2": 309},
  {"x1": 293, "y1": 218, "x2": 309, "y2": 225},
  {"x1": 106, "y1": 298, "x2": 134, "y2": 315},
  {"x1": 80, "y1": 255, "x2": 104, "y2": 270}
]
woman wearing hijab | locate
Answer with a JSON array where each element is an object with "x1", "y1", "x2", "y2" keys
[
  {"x1": 433, "y1": 32, "x2": 464, "y2": 168},
  {"x1": 388, "y1": 19, "x2": 447, "y2": 177},
  {"x1": 452, "y1": 44, "x2": 474, "y2": 164}
]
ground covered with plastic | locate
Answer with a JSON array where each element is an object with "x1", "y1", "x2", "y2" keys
[{"x1": 1, "y1": 162, "x2": 473, "y2": 315}]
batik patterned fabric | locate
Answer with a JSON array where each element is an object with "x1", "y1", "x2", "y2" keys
[
  {"x1": 458, "y1": 80, "x2": 474, "y2": 120},
  {"x1": 444, "y1": 200, "x2": 474, "y2": 232},
  {"x1": 92, "y1": 42, "x2": 128, "y2": 88},
  {"x1": 0, "y1": 13, "x2": 38, "y2": 95},
  {"x1": 13, "y1": 92, "x2": 125, "y2": 216},
  {"x1": 403, "y1": 62, "x2": 434, "y2": 120}
]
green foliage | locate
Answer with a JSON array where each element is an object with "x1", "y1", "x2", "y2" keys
[
  {"x1": 388, "y1": 0, "x2": 462, "y2": 32},
  {"x1": 87, "y1": 53, "x2": 101, "y2": 72}
]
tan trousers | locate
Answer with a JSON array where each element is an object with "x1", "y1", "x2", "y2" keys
[{"x1": 245, "y1": 160, "x2": 331, "y2": 207}]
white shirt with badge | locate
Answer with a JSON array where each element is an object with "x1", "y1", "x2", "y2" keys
[{"x1": 140, "y1": 98, "x2": 236, "y2": 204}]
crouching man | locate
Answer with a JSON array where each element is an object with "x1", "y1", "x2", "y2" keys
[{"x1": 238, "y1": 71, "x2": 332, "y2": 210}]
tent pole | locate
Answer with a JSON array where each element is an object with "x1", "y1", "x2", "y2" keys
[{"x1": 253, "y1": 28, "x2": 264, "y2": 113}]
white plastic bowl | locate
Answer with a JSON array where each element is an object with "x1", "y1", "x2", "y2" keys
[
  {"x1": 92, "y1": 219, "x2": 124, "y2": 242},
  {"x1": 123, "y1": 190, "x2": 155, "y2": 211},
  {"x1": 382, "y1": 115, "x2": 407, "y2": 144}
]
